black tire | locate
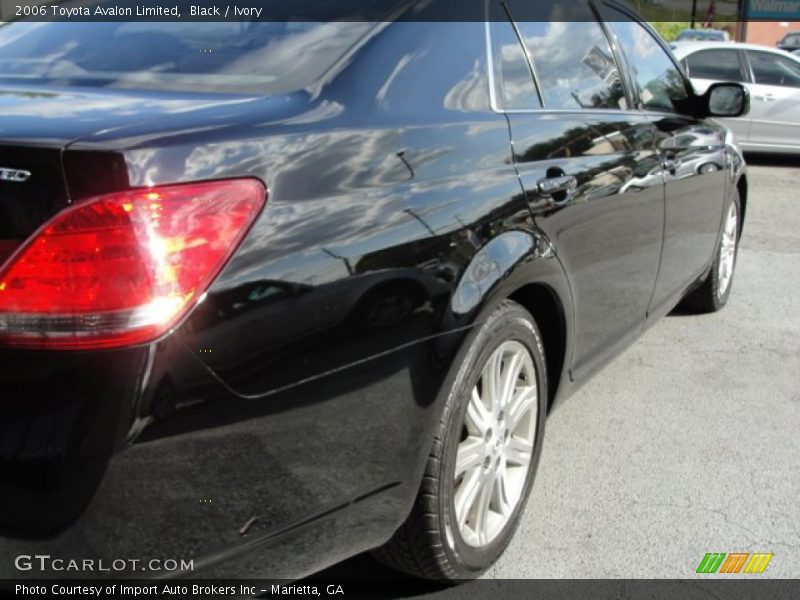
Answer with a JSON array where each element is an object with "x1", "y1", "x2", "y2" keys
[
  {"x1": 374, "y1": 300, "x2": 548, "y2": 580},
  {"x1": 681, "y1": 189, "x2": 741, "y2": 314}
]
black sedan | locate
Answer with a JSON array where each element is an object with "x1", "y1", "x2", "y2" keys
[{"x1": 0, "y1": 0, "x2": 748, "y2": 583}]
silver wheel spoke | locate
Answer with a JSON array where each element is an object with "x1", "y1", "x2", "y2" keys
[
  {"x1": 493, "y1": 468, "x2": 512, "y2": 518},
  {"x1": 507, "y1": 436, "x2": 533, "y2": 467},
  {"x1": 499, "y1": 350, "x2": 524, "y2": 408},
  {"x1": 473, "y1": 474, "x2": 493, "y2": 545},
  {"x1": 507, "y1": 386, "x2": 537, "y2": 433},
  {"x1": 482, "y1": 349, "x2": 503, "y2": 404},
  {"x1": 455, "y1": 467, "x2": 483, "y2": 530},
  {"x1": 465, "y1": 388, "x2": 491, "y2": 436},
  {"x1": 455, "y1": 436, "x2": 484, "y2": 476}
]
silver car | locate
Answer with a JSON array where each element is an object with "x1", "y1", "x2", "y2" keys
[
  {"x1": 673, "y1": 41, "x2": 800, "y2": 154},
  {"x1": 675, "y1": 28, "x2": 731, "y2": 42}
]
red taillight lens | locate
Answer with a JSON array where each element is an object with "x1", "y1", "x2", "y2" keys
[{"x1": 0, "y1": 179, "x2": 266, "y2": 350}]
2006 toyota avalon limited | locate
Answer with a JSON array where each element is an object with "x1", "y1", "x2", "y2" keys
[{"x1": 0, "y1": 0, "x2": 748, "y2": 582}]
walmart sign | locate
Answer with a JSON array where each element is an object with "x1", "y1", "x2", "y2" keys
[{"x1": 747, "y1": 0, "x2": 800, "y2": 19}]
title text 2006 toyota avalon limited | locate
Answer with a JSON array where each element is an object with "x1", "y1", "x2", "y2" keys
[{"x1": 0, "y1": 0, "x2": 748, "y2": 582}]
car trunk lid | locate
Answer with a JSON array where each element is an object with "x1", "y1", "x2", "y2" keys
[{"x1": 0, "y1": 145, "x2": 68, "y2": 265}]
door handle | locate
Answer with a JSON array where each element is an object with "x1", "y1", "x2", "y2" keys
[
  {"x1": 537, "y1": 174, "x2": 577, "y2": 198},
  {"x1": 663, "y1": 157, "x2": 679, "y2": 173},
  {"x1": 756, "y1": 94, "x2": 776, "y2": 102}
]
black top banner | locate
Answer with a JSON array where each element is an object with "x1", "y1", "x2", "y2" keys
[{"x1": 0, "y1": 0, "x2": 798, "y2": 22}]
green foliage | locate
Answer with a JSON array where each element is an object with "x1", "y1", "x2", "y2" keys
[{"x1": 651, "y1": 22, "x2": 692, "y2": 42}]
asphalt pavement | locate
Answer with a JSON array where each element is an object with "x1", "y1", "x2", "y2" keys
[{"x1": 313, "y1": 157, "x2": 800, "y2": 585}]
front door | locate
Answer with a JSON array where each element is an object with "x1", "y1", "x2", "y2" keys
[{"x1": 601, "y1": 8, "x2": 728, "y2": 312}]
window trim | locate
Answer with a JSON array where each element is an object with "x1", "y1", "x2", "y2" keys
[
  {"x1": 501, "y1": 0, "x2": 545, "y2": 108},
  {"x1": 742, "y1": 49, "x2": 756, "y2": 84},
  {"x1": 485, "y1": 8, "x2": 542, "y2": 112},
  {"x1": 485, "y1": 19, "x2": 502, "y2": 113},
  {"x1": 485, "y1": 3, "x2": 544, "y2": 113}
]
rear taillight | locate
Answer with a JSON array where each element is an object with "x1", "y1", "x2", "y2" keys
[{"x1": 0, "y1": 179, "x2": 266, "y2": 350}]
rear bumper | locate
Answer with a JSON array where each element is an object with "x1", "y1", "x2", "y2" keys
[
  {"x1": 0, "y1": 347, "x2": 148, "y2": 537},
  {"x1": 0, "y1": 328, "x2": 451, "y2": 580},
  {"x1": 0, "y1": 446, "x2": 399, "y2": 581}
]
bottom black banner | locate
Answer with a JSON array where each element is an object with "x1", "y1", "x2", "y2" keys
[{"x1": 1, "y1": 580, "x2": 798, "y2": 600}]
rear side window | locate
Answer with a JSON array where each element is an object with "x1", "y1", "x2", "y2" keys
[
  {"x1": 603, "y1": 9, "x2": 689, "y2": 113},
  {"x1": 491, "y1": 18, "x2": 540, "y2": 110},
  {"x1": 684, "y1": 49, "x2": 746, "y2": 81},
  {"x1": 747, "y1": 51, "x2": 800, "y2": 88},
  {"x1": 510, "y1": 20, "x2": 627, "y2": 110}
]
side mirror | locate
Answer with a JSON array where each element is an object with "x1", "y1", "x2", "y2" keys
[{"x1": 703, "y1": 82, "x2": 750, "y2": 118}]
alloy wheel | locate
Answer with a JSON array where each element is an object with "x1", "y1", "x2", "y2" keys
[{"x1": 453, "y1": 340, "x2": 538, "y2": 548}]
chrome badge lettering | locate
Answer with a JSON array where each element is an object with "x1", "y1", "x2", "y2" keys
[{"x1": 0, "y1": 168, "x2": 31, "y2": 183}]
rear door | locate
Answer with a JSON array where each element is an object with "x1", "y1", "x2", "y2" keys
[
  {"x1": 742, "y1": 49, "x2": 800, "y2": 151},
  {"x1": 602, "y1": 6, "x2": 729, "y2": 310},
  {"x1": 495, "y1": 0, "x2": 665, "y2": 380}
]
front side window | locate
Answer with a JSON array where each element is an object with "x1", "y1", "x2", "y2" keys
[
  {"x1": 510, "y1": 20, "x2": 627, "y2": 110},
  {"x1": 684, "y1": 49, "x2": 746, "y2": 82},
  {"x1": 604, "y1": 8, "x2": 689, "y2": 113},
  {"x1": 747, "y1": 51, "x2": 800, "y2": 88}
]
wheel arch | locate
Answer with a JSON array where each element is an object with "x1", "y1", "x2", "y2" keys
[
  {"x1": 448, "y1": 229, "x2": 574, "y2": 413},
  {"x1": 507, "y1": 283, "x2": 569, "y2": 412}
]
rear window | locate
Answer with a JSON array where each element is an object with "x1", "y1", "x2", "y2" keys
[{"x1": 0, "y1": 21, "x2": 373, "y2": 94}]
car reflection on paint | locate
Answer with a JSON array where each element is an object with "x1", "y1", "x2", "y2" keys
[
  {"x1": 619, "y1": 128, "x2": 724, "y2": 194},
  {"x1": 183, "y1": 262, "x2": 455, "y2": 377}
]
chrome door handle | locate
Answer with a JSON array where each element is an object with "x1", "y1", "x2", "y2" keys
[
  {"x1": 537, "y1": 174, "x2": 577, "y2": 197},
  {"x1": 663, "y1": 158, "x2": 679, "y2": 172}
]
